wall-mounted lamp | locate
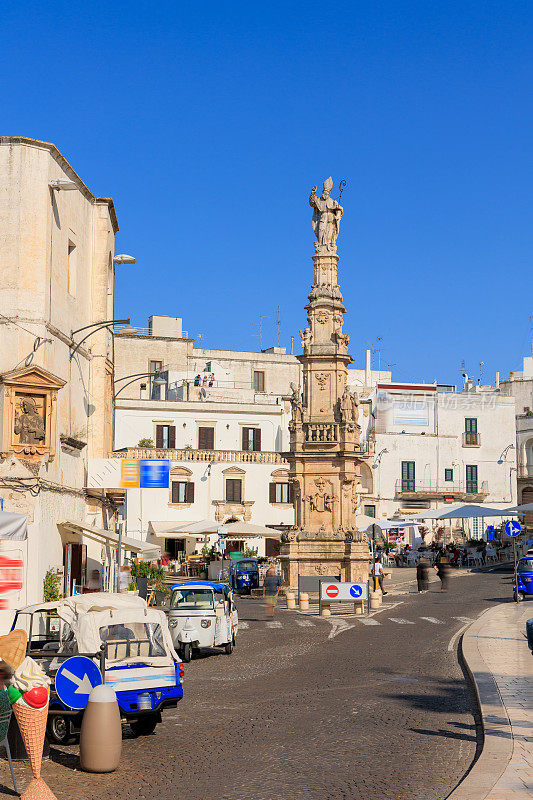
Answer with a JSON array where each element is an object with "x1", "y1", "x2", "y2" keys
[
  {"x1": 372, "y1": 448, "x2": 389, "y2": 469},
  {"x1": 49, "y1": 178, "x2": 78, "y2": 191},
  {"x1": 70, "y1": 318, "x2": 135, "y2": 358},
  {"x1": 497, "y1": 444, "x2": 515, "y2": 464},
  {"x1": 114, "y1": 254, "x2": 137, "y2": 265}
]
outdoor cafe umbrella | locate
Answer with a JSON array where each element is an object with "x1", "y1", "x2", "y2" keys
[
  {"x1": 219, "y1": 520, "x2": 282, "y2": 540},
  {"x1": 411, "y1": 503, "x2": 514, "y2": 520}
]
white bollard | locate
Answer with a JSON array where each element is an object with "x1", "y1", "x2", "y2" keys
[
  {"x1": 369, "y1": 592, "x2": 382, "y2": 610},
  {"x1": 354, "y1": 601, "x2": 363, "y2": 615},
  {"x1": 320, "y1": 602, "x2": 331, "y2": 617},
  {"x1": 299, "y1": 592, "x2": 309, "y2": 611},
  {"x1": 286, "y1": 592, "x2": 296, "y2": 610}
]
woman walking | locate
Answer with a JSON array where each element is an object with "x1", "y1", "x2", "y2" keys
[{"x1": 263, "y1": 565, "x2": 281, "y2": 617}]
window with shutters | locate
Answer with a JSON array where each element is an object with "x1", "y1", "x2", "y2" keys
[
  {"x1": 198, "y1": 426, "x2": 215, "y2": 449},
  {"x1": 155, "y1": 425, "x2": 175, "y2": 449},
  {"x1": 253, "y1": 371, "x2": 265, "y2": 392},
  {"x1": 466, "y1": 464, "x2": 478, "y2": 494},
  {"x1": 401, "y1": 461, "x2": 415, "y2": 492},
  {"x1": 170, "y1": 481, "x2": 195, "y2": 505},
  {"x1": 464, "y1": 418, "x2": 480, "y2": 446},
  {"x1": 242, "y1": 427, "x2": 261, "y2": 452},
  {"x1": 269, "y1": 482, "x2": 291, "y2": 504},
  {"x1": 363, "y1": 504, "x2": 376, "y2": 518},
  {"x1": 444, "y1": 468, "x2": 454, "y2": 482},
  {"x1": 226, "y1": 479, "x2": 242, "y2": 503}
]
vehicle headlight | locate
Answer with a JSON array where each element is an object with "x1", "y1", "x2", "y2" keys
[
  {"x1": 169, "y1": 619, "x2": 178, "y2": 628},
  {"x1": 201, "y1": 619, "x2": 212, "y2": 628}
]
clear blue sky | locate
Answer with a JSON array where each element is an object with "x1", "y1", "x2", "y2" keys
[{"x1": 4, "y1": 1, "x2": 532, "y2": 385}]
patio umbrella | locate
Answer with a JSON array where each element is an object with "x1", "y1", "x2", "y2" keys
[
  {"x1": 412, "y1": 503, "x2": 514, "y2": 520},
  {"x1": 504, "y1": 503, "x2": 533, "y2": 513},
  {"x1": 219, "y1": 521, "x2": 282, "y2": 540},
  {"x1": 162, "y1": 520, "x2": 220, "y2": 536}
]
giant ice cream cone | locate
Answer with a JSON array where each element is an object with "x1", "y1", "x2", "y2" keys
[{"x1": 13, "y1": 700, "x2": 48, "y2": 779}]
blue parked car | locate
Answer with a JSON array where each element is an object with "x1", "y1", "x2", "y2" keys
[
  {"x1": 230, "y1": 559, "x2": 260, "y2": 594},
  {"x1": 514, "y1": 557, "x2": 533, "y2": 602}
]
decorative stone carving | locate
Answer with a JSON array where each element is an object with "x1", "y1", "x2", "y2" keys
[
  {"x1": 334, "y1": 332, "x2": 350, "y2": 350},
  {"x1": 309, "y1": 177, "x2": 343, "y2": 253},
  {"x1": 299, "y1": 327, "x2": 313, "y2": 353},
  {"x1": 333, "y1": 312, "x2": 343, "y2": 329},
  {"x1": 289, "y1": 383, "x2": 304, "y2": 424},
  {"x1": 315, "y1": 373, "x2": 329, "y2": 390},
  {"x1": 0, "y1": 366, "x2": 65, "y2": 462},
  {"x1": 316, "y1": 311, "x2": 329, "y2": 324}
]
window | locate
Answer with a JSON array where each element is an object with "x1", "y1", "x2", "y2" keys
[
  {"x1": 150, "y1": 360, "x2": 163, "y2": 400},
  {"x1": 67, "y1": 240, "x2": 76, "y2": 296},
  {"x1": 155, "y1": 424, "x2": 175, "y2": 449},
  {"x1": 466, "y1": 465, "x2": 478, "y2": 494},
  {"x1": 226, "y1": 479, "x2": 242, "y2": 502},
  {"x1": 100, "y1": 622, "x2": 166, "y2": 661},
  {"x1": 269, "y1": 482, "x2": 291, "y2": 503},
  {"x1": 464, "y1": 418, "x2": 479, "y2": 445},
  {"x1": 253, "y1": 371, "x2": 265, "y2": 392},
  {"x1": 444, "y1": 468, "x2": 454, "y2": 482},
  {"x1": 401, "y1": 461, "x2": 415, "y2": 492},
  {"x1": 198, "y1": 426, "x2": 215, "y2": 449},
  {"x1": 363, "y1": 505, "x2": 376, "y2": 518},
  {"x1": 170, "y1": 588, "x2": 213, "y2": 610},
  {"x1": 171, "y1": 481, "x2": 194, "y2": 504},
  {"x1": 242, "y1": 427, "x2": 261, "y2": 452}
]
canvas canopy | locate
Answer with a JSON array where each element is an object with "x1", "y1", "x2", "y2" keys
[
  {"x1": 218, "y1": 520, "x2": 282, "y2": 539},
  {"x1": 60, "y1": 520, "x2": 161, "y2": 560},
  {"x1": 0, "y1": 512, "x2": 28, "y2": 541},
  {"x1": 149, "y1": 520, "x2": 215, "y2": 538},
  {"x1": 15, "y1": 593, "x2": 178, "y2": 667}
]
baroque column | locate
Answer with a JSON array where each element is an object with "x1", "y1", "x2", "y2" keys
[{"x1": 280, "y1": 178, "x2": 370, "y2": 589}]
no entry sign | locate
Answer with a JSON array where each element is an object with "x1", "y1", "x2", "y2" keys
[{"x1": 320, "y1": 581, "x2": 368, "y2": 601}]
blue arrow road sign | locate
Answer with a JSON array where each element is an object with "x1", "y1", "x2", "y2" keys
[
  {"x1": 504, "y1": 520, "x2": 522, "y2": 538},
  {"x1": 349, "y1": 584, "x2": 363, "y2": 599},
  {"x1": 55, "y1": 656, "x2": 103, "y2": 710}
]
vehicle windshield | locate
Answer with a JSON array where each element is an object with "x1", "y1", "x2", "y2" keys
[
  {"x1": 170, "y1": 588, "x2": 214, "y2": 610},
  {"x1": 99, "y1": 622, "x2": 166, "y2": 661},
  {"x1": 235, "y1": 561, "x2": 257, "y2": 572},
  {"x1": 517, "y1": 559, "x2": 533, "y2": 574}
]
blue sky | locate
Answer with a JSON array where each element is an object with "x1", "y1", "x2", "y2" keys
[{"x1": 4, "y1": 1, "x2": 532, "y2": 385}]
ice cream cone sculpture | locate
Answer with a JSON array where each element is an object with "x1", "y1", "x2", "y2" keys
[{"x1": 0, "y1": 630, "x2": 58, "y2": 800}]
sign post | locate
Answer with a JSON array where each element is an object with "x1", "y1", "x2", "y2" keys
[
  {"x1": 369, "y1": 524, "x2": 382, "y2": 592},
  {"x1": 55, "y1": 656, "x2": 104, "y2": 711},
  {"x1": 504, "y1": 519, "x2": 521, "y2": 601}
]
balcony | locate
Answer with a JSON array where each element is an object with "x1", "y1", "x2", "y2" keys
[
  {"x1": 112, "y1": 447, "x2": 288, "y2": 465},
  {"x1": 395, "y1": 479, "x2": 488, "y2": 501},
  {"x1": 462, "y1": 432, "x2": 481, "y2": 447},
  {"x1": 303, "y1": 422, "x2": 339, "y2": 444}
]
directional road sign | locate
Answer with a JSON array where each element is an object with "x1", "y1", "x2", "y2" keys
[
  {"x1": 504, "y1": 520, "x2": 522, "y2": 538},
  {"x1": 320, "y1": 582, "x2": 368, "y2": 601},
  {"x1": 55, "y1": 656, "x2": 103, "y2": 710}
]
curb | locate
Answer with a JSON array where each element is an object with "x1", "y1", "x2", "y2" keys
[{"x1": 446, "y1": 605, "x2": 514, "y2": 800}]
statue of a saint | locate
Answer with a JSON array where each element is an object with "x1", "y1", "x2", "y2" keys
[
  {"x1": 309, "y1": 177, "x2": 343, "y2": 252},
  {"x1": 341, "y1": 386, "x2": 352, "y2": 422},
  {"x1": 14, "y1": 397, "x2": 45, "y2": 444},
  {"x1": 299, "y1": 326, "x2": 313, "y2": 352},
  {"x1": 350, "y1": 389, "x2": 359, "y2": 421},
  {"x1": 289, "y1": 382, "x2": 303, "y2": 424}
]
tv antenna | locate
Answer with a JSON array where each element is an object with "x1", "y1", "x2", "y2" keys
[
  {"x1": 253, "y1": 314, "x2": 270, "y2": 351},
  {"x1": 276, "y1": 305, "x2": 281, "y2": 347}
]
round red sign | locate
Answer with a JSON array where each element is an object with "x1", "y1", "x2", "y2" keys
[{"x1": 325, "y1": 584, "x2": 339, "y2": 598}]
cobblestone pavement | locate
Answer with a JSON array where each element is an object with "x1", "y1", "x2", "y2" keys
[{"x1": 0, "y1": 568, "x2": 515, "y2": 800}]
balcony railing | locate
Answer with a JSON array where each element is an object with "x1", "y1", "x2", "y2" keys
[
  {"x1": 112, "y1": 448, "x2": 288, "y2": 464},
  {"x1": 395, "y1": 480, "x2": 488, "y2": 496},
  {"x1": 462, "y1": 431, "x2": 481, "y2": 446},
  {"x1": 303, "y1": 422, "x2": 339, "y2": 444}
]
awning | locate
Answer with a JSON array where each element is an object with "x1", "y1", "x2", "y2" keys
[
  {"x1": 59, "y1": 520, "x2": 161, "y2": 561},
  {"x1": 411, "y1": 503, "x2": 514, "y2": 521},
  {"x1": 148, "y1": 520, "x2": 215, "y2": 538},
  {"x1": 0, "y1": 511, "x2": 28, "y2": 541}
]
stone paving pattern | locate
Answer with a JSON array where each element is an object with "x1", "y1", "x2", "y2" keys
[{"x1": 0, "y1": 568, "x2": 518, "y2": 800}]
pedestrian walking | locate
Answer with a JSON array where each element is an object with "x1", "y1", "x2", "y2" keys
[
  {"x1": 372, "y1": 556, "x2": 387, "y2": 595},
  {"x1": 434, "y1": 555, "x2": 450, "y2": 592},
  {"x1": 416, "y1": 558, "x2": 430, "y2": 592},
  {"x1": 263, "y1": 565, "x2": 281, "y2": 617}
]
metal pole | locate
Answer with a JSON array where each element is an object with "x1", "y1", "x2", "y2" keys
[{"x1": 513, "y1": 536, "x2": 518, "y2": 600}]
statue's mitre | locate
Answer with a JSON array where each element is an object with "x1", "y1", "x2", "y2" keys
[{"x1": 323, "y1": 176, "x2": 333, "y2": 191}]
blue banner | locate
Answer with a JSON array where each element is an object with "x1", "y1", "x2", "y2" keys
[{"x1": 140, "y1": 459, "x2": 170, "y2": 488}]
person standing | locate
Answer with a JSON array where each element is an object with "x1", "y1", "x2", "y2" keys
[
  {"x1": 434, "y1": 555, "x2": 450, "y2": 592},
  {"x1": 263, "y1": 565, "x2": 281, "y2": 617},
  {"x1": 373, "y1": 556, "x2": 387, "y2": 595}
]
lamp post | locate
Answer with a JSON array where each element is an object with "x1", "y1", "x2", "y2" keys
[{"x1": 70, "y1": 319, "x2": 137, "y2": 358}]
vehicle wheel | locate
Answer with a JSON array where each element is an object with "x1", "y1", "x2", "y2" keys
[
  {"x1": 514, "y1": 591, "x2": 525, "y2": 603},
  {"x1": 224, "y1": 640, "x2": 233, "y2": 655},
  {"x1": 47, "y1": 715, "x2": 72, "y2": 745},
  {"x1": 130, "y1": 714, "x2": 158, "y2": 737},
  {"x1": 181, "y1": 643, "x2": 192, "y2": 662}
]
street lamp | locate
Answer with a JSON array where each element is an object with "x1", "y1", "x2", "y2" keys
[
  {"x1": 70, "y1": 318, "x2": 137, "y2": 358},
  {"x1": 114, "y1": 370, "x2": 167, "y2": 400},
  {"x1": 372, "y1": 448, "x2": 388, "y2": 469},
  {"x1": 114, "y1": 254, "x2": 137, "y2": 265},
  {"x1": 497, "y1": 444, "x2": 515, "y2": 464},
  {"x1": 49, "y1": 179, "x2": 78, "y2": 191}
]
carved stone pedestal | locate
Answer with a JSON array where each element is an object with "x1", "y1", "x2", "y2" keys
[{"x1": 280, "y1": 530, "x2": 369, "y2": 590}]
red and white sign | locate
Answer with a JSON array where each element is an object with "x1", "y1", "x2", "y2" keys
[{"x1": 324, "y1": 584, "x2": 339, "y2": 598}]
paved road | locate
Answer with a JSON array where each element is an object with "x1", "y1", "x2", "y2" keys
[{"x1": 1, "y1": 566, "x2": 516, "y2": 800}]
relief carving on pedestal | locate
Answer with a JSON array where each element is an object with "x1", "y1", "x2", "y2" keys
[
  {"x1": 316, "y1": 311, "x2": 329, "y2": 325},
  {"x1": 315, "y1": 373, "x2": 329, "y2": 390},
  {"x1": 309, "y1": 477, "x2": 333, "y2": 513}
]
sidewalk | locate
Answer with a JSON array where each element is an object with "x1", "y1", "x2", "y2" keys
[{"x1": 449, "y1": 603, "x2": 533, "y2": 800}]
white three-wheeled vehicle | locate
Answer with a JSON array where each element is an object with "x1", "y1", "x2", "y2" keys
[{"x1": 168, "y1": 582, "x2": 238, "y2": 662}]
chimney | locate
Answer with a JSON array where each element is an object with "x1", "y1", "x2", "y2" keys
[
  {"x1": 290, "y1": 336, "x2": 294, "y2": 355},
  {"x1": 495, "y1": 371, "x2": 500, "y2": 388},
  {"x1": 365, "y1": 349, "x2": 371, "y2": 386}
]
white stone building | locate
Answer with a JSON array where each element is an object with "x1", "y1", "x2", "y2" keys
[
  {"x1": 361, "y1": 380, "x2": 517, "y2": 538},
  {"x1": 0, "y1": 137, "x2": 124, "y2": 618},
  {"x1": 499, "y1": 355, "x2": 533, "y2": 523}
]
